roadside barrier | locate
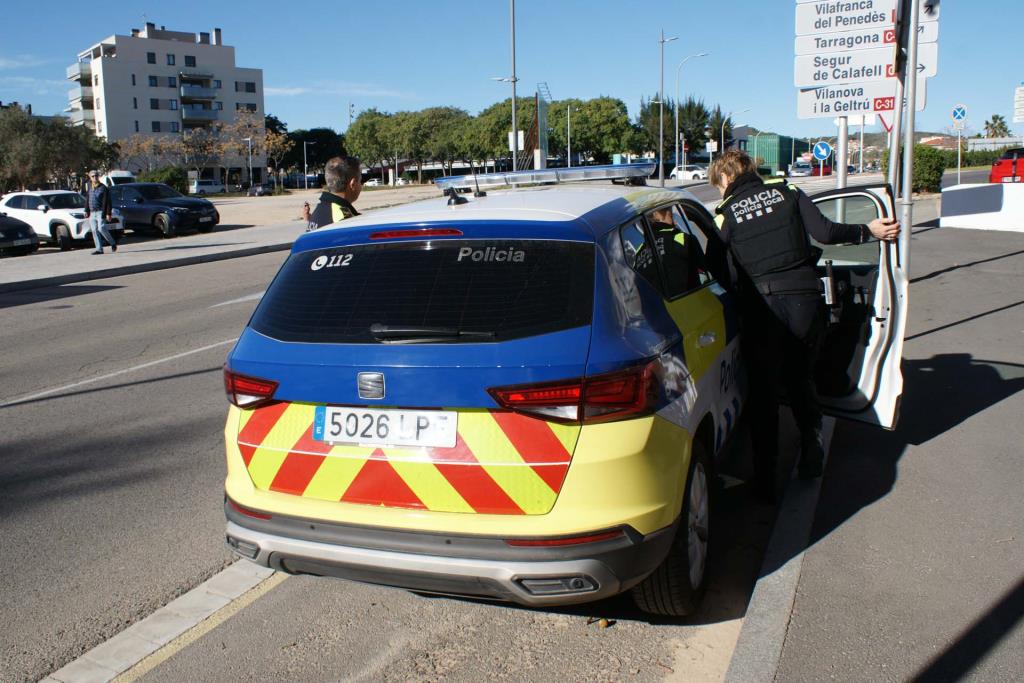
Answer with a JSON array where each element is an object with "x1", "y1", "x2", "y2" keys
[{"x1": 940, "y1": 183, "x2": 1024, "y2": 232}]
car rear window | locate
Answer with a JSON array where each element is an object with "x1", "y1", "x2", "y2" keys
[
  {"x1": 999, "y1": 148, "x2": 1023, "y2": 160},
  {"x1": 250, "y1": 239, "x2": 595, "y2": 344}
]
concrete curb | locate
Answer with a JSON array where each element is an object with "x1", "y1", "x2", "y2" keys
[
  {"x1": 0, "y1": 242, "x2": 293, "y2": 294},
  {"x1": 724, "y1": 418, "x2": 835, "y2": 682},
  {"x1": 44, "y1": 561, "x2": 275, "y2": 683}
]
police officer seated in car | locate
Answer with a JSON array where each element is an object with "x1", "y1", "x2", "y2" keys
[
  {"x1": 645, "y1": 207, "x2": 703, "y2": 294},
  {"x1": 709, "y1": 150, "x2": 899, "y2": 502}
]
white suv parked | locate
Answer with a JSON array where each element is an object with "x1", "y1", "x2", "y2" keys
[
  {"x1": 189, "y1": 179, "x2": 226, "y2": 195},
  {"x1": 0, "y1": 190, "x2": 123, "y2": 251}
]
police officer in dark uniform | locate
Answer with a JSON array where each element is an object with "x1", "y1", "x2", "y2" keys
[
  {"x1": 305, "y1": 156, "x2": 362, "y2": 231},
  {"x1": 709, "y1": 150, "x2": 900, "y2": 501}
]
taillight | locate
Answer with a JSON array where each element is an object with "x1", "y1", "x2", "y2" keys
[
  {"x1": 488, "y1": 359, "x2": 660, "y2": 424},
  {"x1": 370, "y1": 228, "x2": 463, "y2": 240},
  {"x1": 505, "y1": 528, "x2": 625, "y2": 547},
  {"x1": 223, "y1": 367, "x2": 279, "y2": 409}
]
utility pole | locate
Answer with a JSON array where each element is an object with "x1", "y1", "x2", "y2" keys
[
  {"x1": 510, "y1": 0, "x2": 518, "y2": 171},
  {"x1": 899, "y1": 0, "x2": 921, "y2": 270},
  {"x1": 348, "y1": 102, "x2": 355, "y2": 128},
  {"x1": 303, "y1": 140, "x2": 315, "y2": 190},
  {"x1": 674, "y1": 52, "x2": 709, "y2": 177},
  {"x1": 658, "y1": 30, "x2": 678, "y2": 187}
]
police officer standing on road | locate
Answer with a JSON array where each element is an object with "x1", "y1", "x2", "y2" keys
[
  {"x1": 303, "y1": 156, "x2": 362, "y2": 231},
  {"x1": 709, "y1": 150, "x2": 900, "y2": 501}
]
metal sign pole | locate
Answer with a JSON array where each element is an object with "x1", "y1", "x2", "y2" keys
[
  {"x1": 957, "y1": 129, "x2": 962, "y2": 184},
  {"x1": 837, "y1": 115, "x2": 848, "y2": 221},
  {"x1": 900, "y1": 0, "x2": 921, "y2": 257}
]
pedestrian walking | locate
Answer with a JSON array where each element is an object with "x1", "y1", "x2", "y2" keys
[
  {"x1": 709, "y1": 150, "x2": 900, "y2": 501},
  {"x1": 305, "y1": 156, "x2": 361, "y2": 231},
  {"x1": 85, "y1": 171, "x2": 117, "y2": 255}
]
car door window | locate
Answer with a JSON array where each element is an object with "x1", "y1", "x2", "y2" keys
[
  {"x1": 22, "y1": 196, "x2": 41, "y2": 210},
  {"x1": 812, "y1": 195, "x2": 881, "y2": 265},
  {"x1": 121, "y1": 187, "x2": 144, "y2": 202},
  {"x1": 643, "y1": 206, "x2": 710, "y2": 299},
  {"x1": 620, "y1": 219, "x2": 663, "y2": 295},
  {"x1": 4, "y1": 195, "x2": 23, "y2": 209},
  {"x1": 110, "y1": 187, "x2": 123, "y2": 202}
]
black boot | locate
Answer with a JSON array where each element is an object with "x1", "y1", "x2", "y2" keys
[{"x1": 798, "y1": 429, "x2": 825, "y2": 479}]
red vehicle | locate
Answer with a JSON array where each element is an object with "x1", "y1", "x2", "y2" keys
[{"x1": 989, "y1": 148, "x2": 1023, "y2": 183}]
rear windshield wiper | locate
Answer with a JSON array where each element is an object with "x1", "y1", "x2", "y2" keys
[{"x1": 369, "y1": 324, "x2": 496, "y2": 343}]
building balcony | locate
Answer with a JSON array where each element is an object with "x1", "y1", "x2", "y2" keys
[
  {"x1": 182, "y1": 108, "x2": 218, "y2": 122},
  {"x1": 68, "y1": 109, "x2": 95, "y2": 125},
  {"x1": 68, "y1": 85, "x2": 94, "y2": 103},
  {"x1": 180, "y1": 85, "x2": 216, "y2": 100},
  {"x1": 66, "y1": 62, "x2": 91, "y2": 81}
]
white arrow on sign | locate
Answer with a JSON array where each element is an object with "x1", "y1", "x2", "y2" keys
[
  {"x1": 795, "y1": 21, "x2": 937, "y2": 55},
  {"x1": 797, "y1": 79, "x2": 927, "y2": 119},
  {"x1": 795, "y1": 42, "x2": 938, "y2": 87}
]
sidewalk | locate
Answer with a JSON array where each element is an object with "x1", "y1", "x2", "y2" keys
[
  {"x1": 0, "y1": 185, "x2": 439, "y2": 293},
  {"x1": 772, "y1": 215, "x2": 1024, "y2": 680}
]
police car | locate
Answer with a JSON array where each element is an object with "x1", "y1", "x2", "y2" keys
[{"x1": 222, "y1": 164, "x2": 907, "y2": 615}]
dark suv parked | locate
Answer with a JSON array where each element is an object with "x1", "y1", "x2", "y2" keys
[{"x1": 110, "y1": 183, "x2": 220, "y2": 237}]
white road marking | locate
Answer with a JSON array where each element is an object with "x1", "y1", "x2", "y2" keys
[
  {"x1": 45, "y1": 561, "x2": 283, "y2": 683},
  {"x1": 0, "y1": 338, "x2": 237, "y2": 408},
  {"x1": 208, "y1": 291, "x2": 265, "y2": 308}
]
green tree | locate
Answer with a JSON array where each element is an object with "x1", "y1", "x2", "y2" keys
[
  {"x1": 345, "y1": 109, "x2": 389, "y2": 177},
  {"x1": 677, "y1": 96, "x2": 711, "y2": 157},
  {"x1": 707, "y1": 105, "x2": 734, "y2": 152},
  {"x1": 264, "y1": 114, "x2": 288, "y2": 136},
  {"x1": 472, "y1": 97, "x2": 536, "y2": 168},
  {"x1": 421, "y1": 106, "x2": 471, "y2": 175},
  {"x1": 284, "y1": 127, "x2": 345, "y2": 171},
  {"x1": 636, "y1": 94, "x2": 676, "y2": 159},
  {"x1": 393, "y1": 110, "x2": 430, "y2": 183},
  {"x1": 983, "y1": 114, "x2": 1010, "y2": 138}
]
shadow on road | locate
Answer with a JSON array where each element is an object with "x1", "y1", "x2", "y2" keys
[{"x1": 0, "y1": 284, "x2": 122, "y2": 309}]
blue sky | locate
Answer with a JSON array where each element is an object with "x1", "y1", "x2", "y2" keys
[{"x1": 2, "y1": 0, "x2": 1021, "y2": 139}]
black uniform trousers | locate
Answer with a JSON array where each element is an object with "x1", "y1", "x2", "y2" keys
[{"x1": 740, "y1": 288, "x2": 825, "y2": 489}]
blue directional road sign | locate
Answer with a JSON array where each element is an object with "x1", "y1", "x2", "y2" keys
[{"x1": 813, "y1": 141, "x2": 833, "y2": 161}]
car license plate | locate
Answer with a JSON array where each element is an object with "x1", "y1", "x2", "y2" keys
[
  {"x1": 13, "y1": 238, "x2": 32, "y2": 246},
  {"x1": 313, "y1": 406, "x2": 457, "y2": 448},
  {"x1": 199, "y1": 216, "x2": 213, "y2": 222}
]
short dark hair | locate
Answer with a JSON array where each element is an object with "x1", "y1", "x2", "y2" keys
[{"x1": 325, "y1": 156, "x2": 361, "y2": 193}]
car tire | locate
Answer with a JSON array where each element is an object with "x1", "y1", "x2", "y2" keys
[
  {"x1": 632, "y1": 439, "x2": 713, "y2": 617},
  {"x1": 154, "y1": 213, "x2": 175, "y2": 238},
  {"x1": 53, "y1": 224, "x2": 73, "y2": 251}
]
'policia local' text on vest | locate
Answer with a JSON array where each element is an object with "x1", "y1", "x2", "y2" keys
[{"x1": 716, "y1": 177, "x2": 812, "y2": 280}]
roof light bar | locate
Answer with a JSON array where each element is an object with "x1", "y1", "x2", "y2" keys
[{"x1": 433, "y1": 163, "x2": 656, "y2": 192}]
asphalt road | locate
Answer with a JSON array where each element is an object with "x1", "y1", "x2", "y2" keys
[
  {"x1": 1, "y1": 252, "x2": 781, "y2": 682},
  {"x1": 0, "y1": 257, "x2": 281, "y2": 681}
]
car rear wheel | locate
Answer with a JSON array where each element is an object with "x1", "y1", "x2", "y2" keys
[
  {"x1": 154, "y1": 213, "x2": 175, "y2": 238},
  {"x1": 53, "y1": 224, "x2": 72, "y2": 251},
  {"x1": 632, "y1": 439, "x2": 712, "y2": 617}
]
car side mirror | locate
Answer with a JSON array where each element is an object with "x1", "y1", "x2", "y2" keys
[
  {"x1": 38, "y1": 205, "x2": 48, "y2": 212},
  {"x1": 134, "y1": 197, "x2": 144, "y2": 203}
]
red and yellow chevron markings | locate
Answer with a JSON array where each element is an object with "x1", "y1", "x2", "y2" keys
[{"x1": 234, "y1": 404, "x2": 579, "y2": 515}]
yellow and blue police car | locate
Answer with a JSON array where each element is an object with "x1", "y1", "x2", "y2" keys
[{"x1": 222, "y1": 164, "x2": 907, "y2": 615}]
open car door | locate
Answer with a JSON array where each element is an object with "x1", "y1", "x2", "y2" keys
[{"x1": 807, "y1": 184, "x2": 907, "y2": 429}]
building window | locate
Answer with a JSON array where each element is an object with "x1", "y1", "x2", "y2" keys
[
  {"x1": 97, "y1": 120, "x2": 103, "y2": 133},
  {"x1": 166, "y1": 54, "x2": 175, "y2": 66},
  {"x1": 133, "y1": 97, "x2": 138, "y2": 109},
  {"x1": 169, "y1": 99, "x2": 178, "y2": 110},
  {"x1": 93, "y1": 74, "x2": 99, "y2": 86},
  {"x1": 213, "y1": 79, "x2": 222, "y2": 89},
  {"x1": 135, "y1": 120, "x2": 139, "y2": 132},
  {"x1": 168, "y1": 76, "x2": 177, "y2": 87},
  {"x1": 131, "y1": 74, "x2": 136, "y2": 86},
  {"x1": 184, "y1": 55, "x2": 196, "y2": 67},
  {"x1": 147, "y1": 52, "x2": 156, "y2": 64},
  {"x1": 149, "y1": 75, "x2": 158, "y2": 87},
  {"x1": 170, "y1": 121, "x2": 180, "y2": 133},
  {"x1": 246, "y1": 81, "x2": 256, "y2": 93},
  {"x1": 150, "y1": 98, "x2": 160, "y2": 110},
  {"x1": 152, "y1": 121, "x2": 161, "y2": 133},
  {"x1": 96, "y1": 97, "x2": 101, "y2": 110},
  {"x1": 214, "y1": 101, "x2": 223, "y2": 110}
]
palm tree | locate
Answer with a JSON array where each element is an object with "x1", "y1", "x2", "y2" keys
[{"x1": 983, "y1": 114, "x2": 1010, "y2": 138}]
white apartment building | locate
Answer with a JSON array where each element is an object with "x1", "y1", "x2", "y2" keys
[{"x1": 67, "y1": 23, "x2": 267, "y2": 183}]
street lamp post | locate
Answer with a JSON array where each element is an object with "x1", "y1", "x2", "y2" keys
[
  {"x1": 242, "y1": 137, "x2": 253, "y2": 189},
  {"x1": 567, "y1": 105, "x2": 573, "y2": 168},
  {"x1": 492, "y1": 74, "x2": 520, "y2": 171},
  {"x1": 721, "y1": 108, "x2": 750, "y2": 155},
  {"x1": 658, "y1": 30, "x2": 678, "y2": 187},
  {"x1": 303, "y1": 141, "x2": 315, "y2": 190},
  {"x1": 674, "y1": 52, "x2": 709, "y2": 175}
]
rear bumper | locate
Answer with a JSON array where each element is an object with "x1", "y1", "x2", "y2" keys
[{"x1": 225, "y1": 500, "x2": 677, "y2": 607}]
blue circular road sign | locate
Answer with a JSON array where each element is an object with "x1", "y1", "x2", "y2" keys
[
  {"x1": 813, "y1": 141, "x2": 833, "y2": 161},
  {"x1": 952, "y1": 105, "x2": 968, "y2": 122}
]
